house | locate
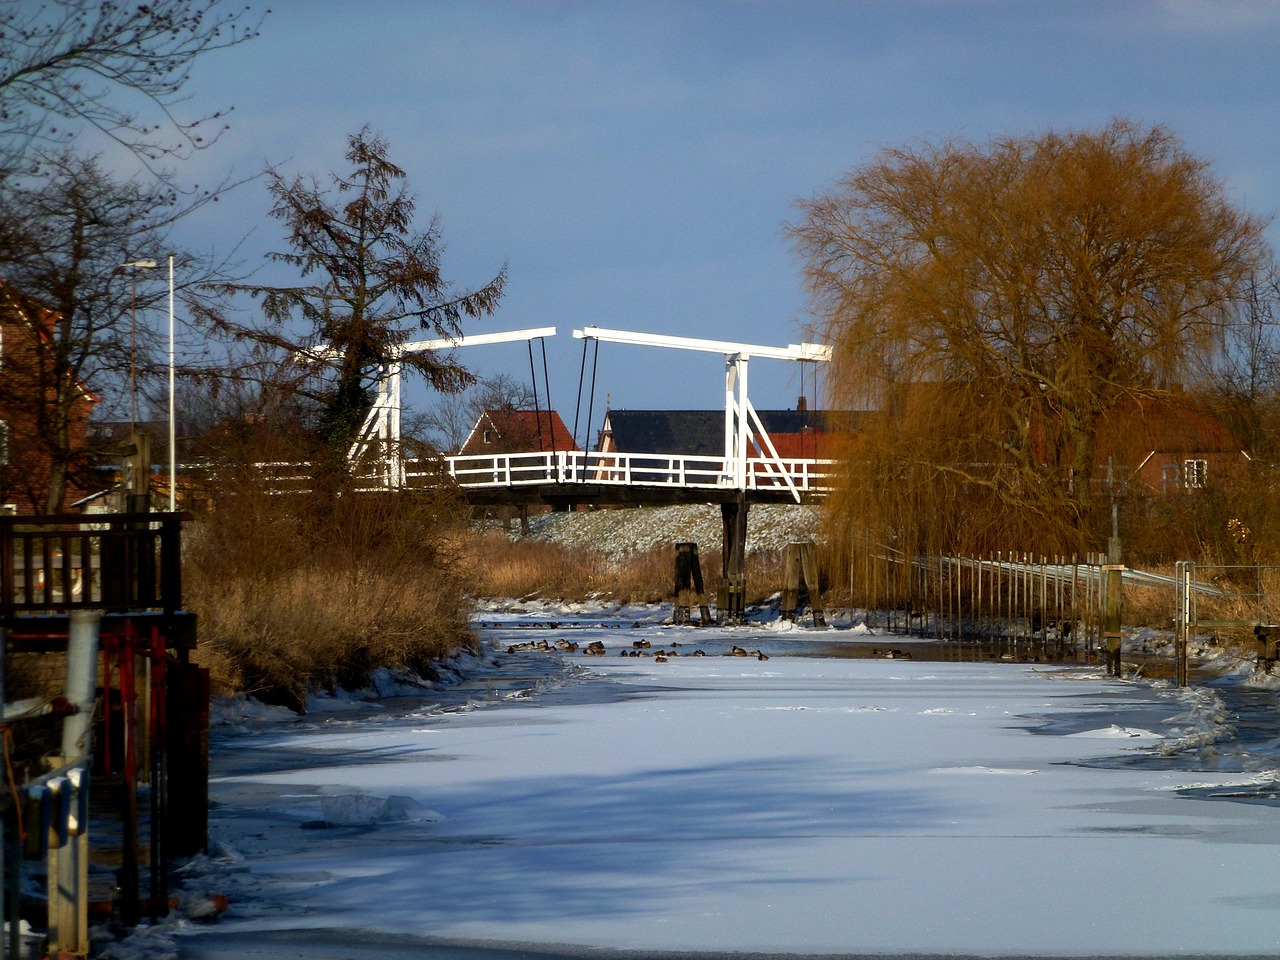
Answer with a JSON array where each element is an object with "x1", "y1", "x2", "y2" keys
[
  {"x1": 1093, "y1": 393, "x2": 1248, "y2": 495},
  {"x1": 0, "y1": 282, "x2": 99, "y2": 514},
  {"x1": 590, "y1": 407, "x2": 837, "y2": 487},
  {"x1": 597, "y1": 408, "x2": 837, "y2": 461},
  {"x1": 458, "y1": 408, "x2": 579, "y2": 457},
  {"x1": 883, "y1": 379, "x2": 1248, "y2": 496}
]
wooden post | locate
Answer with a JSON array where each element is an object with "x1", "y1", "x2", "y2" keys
[
  {"x1": 780, "y1": 543, "x2": 801, "y2": 621},
  {"x1": 780, "y1": 542, "x2": 825, "y2": 627},
  {"x1": 674, "y1": 542, "x2": 711, "y2": 625},
  {"x1": 166, "y1": 661, "x2": 210, "y2": 858},
  {"x1": 718, "y1": 497, "x2": 748, "y2": 623},
  {"x1": 1177, "y1": 562, "x2": 1191, "y2": 687},
  {"x1": 1103, "y1": 563, "x2": 1123, "y2": 677}
]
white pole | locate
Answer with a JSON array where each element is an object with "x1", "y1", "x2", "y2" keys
[
  {"x1": 168, "y1": 255, "x2": 176, "y2": 511},
  {"x1": 738, "y1": 356, "x2": 749, "y2": 489}
]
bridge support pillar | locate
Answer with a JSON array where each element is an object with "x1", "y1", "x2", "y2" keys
[{"x1": 718, "y1": 497, "x2": 748, "y2": 623}]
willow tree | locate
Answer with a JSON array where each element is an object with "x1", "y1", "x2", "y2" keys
[{"x1": 791, "y1": 120, "x2": 1270, "y2": 561}]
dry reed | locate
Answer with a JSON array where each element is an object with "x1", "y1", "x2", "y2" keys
[{"x1": 185, "y1": 489, "x2": 474, "y2": 709}]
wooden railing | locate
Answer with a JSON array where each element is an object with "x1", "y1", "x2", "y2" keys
[{"x1": 0, "y1": 511, "x2": 186, "y2": 622}]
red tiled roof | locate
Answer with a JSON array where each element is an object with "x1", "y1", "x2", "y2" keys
[{"x1": 462, "y1": 408, "x2": 579, "y2": 454}]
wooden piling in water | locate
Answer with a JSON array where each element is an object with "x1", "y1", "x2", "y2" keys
[
  {"x1": 780, "y1": 542, "x2": 825, "y2": 627},
  {"x1": 673, "y1": 542, "x2": 712, "y2": 625}
]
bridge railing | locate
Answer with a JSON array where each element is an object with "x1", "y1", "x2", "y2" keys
[
  {"x1": 427, "y1": 450, "x2": 836, "y2": 493},
  {"x1": 243, "y1": 450, "x2": 836, "y2": 495}
]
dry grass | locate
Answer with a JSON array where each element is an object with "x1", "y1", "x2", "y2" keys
[
  {"x1": 464, "y1": 530, "x2": 791, "y2": 607},
  {"x1": 183, "y1": 488, "x2": 807, "y2": 708},
  {"x1": 185, "y1": 489, "x2": 474, "y2": 710}
]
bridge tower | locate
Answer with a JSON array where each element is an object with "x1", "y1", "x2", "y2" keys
[{"x1": 304, "y1": 327, "x2": 556, "y2": 487}]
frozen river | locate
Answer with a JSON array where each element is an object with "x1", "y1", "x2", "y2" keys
[{"x1": 147, "y1": 603, "x2": 1280, "y2": 960}]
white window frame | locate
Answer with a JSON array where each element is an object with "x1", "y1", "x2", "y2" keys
[{"x1": 1184, "y1": 458, "x2": 1208, "y2": 489}]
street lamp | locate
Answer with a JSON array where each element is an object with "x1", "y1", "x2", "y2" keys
[{"x1": 167, "y1": 255, "x2": 176, "y2": 511}]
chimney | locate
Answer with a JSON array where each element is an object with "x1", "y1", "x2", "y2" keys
[{"x1": 797, "y1": 395, "x2": 808, "y2": 412}]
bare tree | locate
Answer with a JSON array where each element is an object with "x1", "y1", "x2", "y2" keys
[
  {"x1": 201, "y1": 128, "x2": 507, "y2": 487},
  {"x1": 0, "y1": 0, "x2": 265, "y2": 177},
  {"x1": 791, "y1": 120, "x2": 1271, "y2": 556},
  {"x1": 0, "y1": 152, "x2": 224, "y2": 512},
  {"x1": 1206, "y1": 268, "x2": 1280, "y2": 449},
  {"x1": 420, "y1": 373, "x2": 537, "y2": 454}
]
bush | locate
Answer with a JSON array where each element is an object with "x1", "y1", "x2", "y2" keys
[{"x1": 186, "y1": 489, "x2": 474, "y2": 709}]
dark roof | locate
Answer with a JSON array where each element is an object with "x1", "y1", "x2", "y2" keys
[{"x1": 602, "y1": 409, "x2": 833, "y2": 456}]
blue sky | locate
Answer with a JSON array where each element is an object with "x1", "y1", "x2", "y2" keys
[{"x1": 163, "y1": 0, "x2": 1280, "y2": 431}]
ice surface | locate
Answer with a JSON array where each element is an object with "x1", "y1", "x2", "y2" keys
[{"x1": 139, "y1": 609, "x2": 1280, "y2": 958}]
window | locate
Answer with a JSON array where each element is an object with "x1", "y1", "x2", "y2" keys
[
  {"x1": 1184, "y1": 459, "x2": 1208, "y2": 489},
  {"x1": 483, "y1": 429, "x2": 494, "y2": 444}
]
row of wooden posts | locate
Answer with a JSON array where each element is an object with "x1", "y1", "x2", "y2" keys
[
  {"x1": 683, "y1": 540, "x2": 1280, "y2": 685},
  {"x1": 861, "y1": 550, "x2": 1123, "y2": 667},
  {"x1": 673, "y1": 542, "x2": 1132, "y2": 672}
]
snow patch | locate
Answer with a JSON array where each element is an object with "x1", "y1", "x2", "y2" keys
[{"x1": 1067, "y1": 724, "x2": 1163, "y2": 739}]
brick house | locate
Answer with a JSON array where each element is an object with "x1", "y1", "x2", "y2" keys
[
  {"x1": 459, "y1": 408, "x2": 578, "y2": 457},
  {"x1": 1093, "y1": 393, "x2": 1248, "y2": 495},
  {"x1": 0, "y1": 283, "x2": 99, "y2": 514}
]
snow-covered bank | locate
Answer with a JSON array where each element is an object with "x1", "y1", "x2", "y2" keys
[{"x1": 113, "y1": 605, "x2": 1280, "y2": 958}]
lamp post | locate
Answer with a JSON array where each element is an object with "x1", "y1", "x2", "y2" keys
[{"x1": 167, "y1": 255, "x2": 176, "y2": 511}]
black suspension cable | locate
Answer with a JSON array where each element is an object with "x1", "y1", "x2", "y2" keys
[{"x1": 584, "y1": 337, "x2": 600, "y2": 453}]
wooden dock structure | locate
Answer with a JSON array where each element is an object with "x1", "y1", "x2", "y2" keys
[{"x1": 1, "y1": 509, "x2": 205, "y2": 956}]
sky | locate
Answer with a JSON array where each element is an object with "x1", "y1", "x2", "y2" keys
[
  {"x1": 151, "y1": 0, "x2": 1280, "y2": 438},
  {"x1": 111, "y1": 601, "x2": 1280, "y2": 959}
]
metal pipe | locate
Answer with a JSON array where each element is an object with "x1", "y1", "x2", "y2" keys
[{"x1": 61, "y1": 611, "x2": 101, "y2": 761}]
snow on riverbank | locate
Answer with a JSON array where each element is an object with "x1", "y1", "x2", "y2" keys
[{"x1": 100, "y1": 603, "x2": 1280, "y2": 959}]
